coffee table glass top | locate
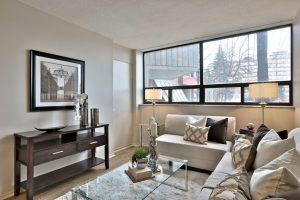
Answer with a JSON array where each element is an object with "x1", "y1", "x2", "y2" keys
[{"x1": 71, "y1": 155, "x2": 187, "y2": 200}]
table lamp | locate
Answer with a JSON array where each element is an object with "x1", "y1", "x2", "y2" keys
[
  {"x1": 249, "y1": 82, "x2": 278, "y2": 124},
  {"x1": 145, "y1": 89, "x2": 162, "y2": 120}
]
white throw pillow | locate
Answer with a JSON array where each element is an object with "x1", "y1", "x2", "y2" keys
[
  {"x1": 261, "y1": 148, "x2": 300, "y2": 179},
  {"x1": 253, "y1": 129, "x2": 295, "y2": 169},
  {"x1": 250, "y1": 167, "x2": 300, "y2": 200},
  {"x1": 183, "y1": 124, "x2": 210, "y2": 144},
  {"x1": 288, "y1": 128, "x2": 300, "y2": 152},
  {"x1": 189, "y1": 117, "x2": 207, "y2": 127}
]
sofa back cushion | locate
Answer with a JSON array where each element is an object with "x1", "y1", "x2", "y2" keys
[
  {"x1": 164, "y1": 114, "x2": 236, "y2": 140},
  {"x1": 165, "y1": 114, "x2": 206, "y2": 136}
]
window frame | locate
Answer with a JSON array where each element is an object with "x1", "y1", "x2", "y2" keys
[{"x1": 143, "y1": 24, "x2": 293, "y2": 106}]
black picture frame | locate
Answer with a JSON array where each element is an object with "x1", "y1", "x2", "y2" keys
[{"x1": 30, "y1": 50, "x2": 85, "y2": 112}]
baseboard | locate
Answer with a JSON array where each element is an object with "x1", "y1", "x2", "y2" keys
[
  {"x1": 1, "y1": 189, "x2": 14, "y2": 199},
  {"x1": 113, "y1": 144, "x2": 134, "y2": 155}
]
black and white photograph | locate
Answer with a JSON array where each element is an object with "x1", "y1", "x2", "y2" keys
[{"x1": 30, "y1": 50, "x2": 85, "y2": 111}]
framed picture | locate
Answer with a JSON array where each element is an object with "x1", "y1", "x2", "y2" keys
[{"x1": 30, "y1": 50, "x2": 85, "y2": 111}]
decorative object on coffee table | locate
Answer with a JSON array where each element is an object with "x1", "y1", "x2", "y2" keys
[
  {"x1": 30, "y1": 50, "x2": 85, "y2": 111},
  {"x1": 145, "y1": 88, "x2": 162, "y2": 121},
  {"x1": 147, "y1": 118, "x2": 159, "y2": 173},
  {"x1": 132, "y1": 147, "x2": 149, "y2": 169},
  {"x1": 125, "y1": 166, "x2": 153, "y2": 183},
  {"x1": 249, "y1": 82, "x2": 278, "y2": 124}
]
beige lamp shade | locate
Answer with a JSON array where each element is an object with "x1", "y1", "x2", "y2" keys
[
  {"x1": 249, "y1": 82, "x2": 278, "y2": 99},
  {"x1": 145, "y1": 89, "x2": 162, "y2": 101}
]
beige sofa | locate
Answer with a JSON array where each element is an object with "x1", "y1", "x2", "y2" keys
[
  {"x1": 199, "y1": 128, "x2": 300, "y2": 199},
  {"x1": 156, "y1": 114, "x2": 236, "y2": 171}
]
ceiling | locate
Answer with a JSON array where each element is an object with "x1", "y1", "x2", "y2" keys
[{"x1": 19, "y1": 0, "x2": 300, "y2": 50}]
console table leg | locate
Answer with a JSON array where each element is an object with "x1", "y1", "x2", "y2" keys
[
  {"x1": 14, "y1": 137, "x2": 21, "y2": 196},
  {"x1": 91, "y1": 148, "x2": 96, "y2": 158},
  {"x1": 105, "y1": 125, "x2": 109, "y2": 169},
  {"x1": 27, "y1": 139, "x2": 34, "y2": 200}
]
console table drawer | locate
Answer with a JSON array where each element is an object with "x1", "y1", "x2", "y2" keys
[
  {"x1": 77, "y1": 136, "x2": 105, "y2": 151},
  {"x1": 34, "y1": 143, "x2": 76, "y2": 165}
]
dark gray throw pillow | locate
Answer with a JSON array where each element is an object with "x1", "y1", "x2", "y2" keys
[
  {"x1": 252, "y1": 124, "x2": 270, "y2": 148},
  {"x1": 206, "y1": 118, "x2": 228, "y2": 144},
  {"x1": 277, "y1": 130, "x2": 288, "y2": 140},
  {"x1": 252, "y1": 124, "x2": 288, "y2": 148}
]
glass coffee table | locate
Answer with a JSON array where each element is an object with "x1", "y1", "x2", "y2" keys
[{"x1": 66, "y1": 155, "x2": 188, "y2": 200}]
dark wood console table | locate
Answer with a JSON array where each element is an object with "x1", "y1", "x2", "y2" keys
[{"x1": 14, "y1": 124, "x2": 109, "y2": 200}]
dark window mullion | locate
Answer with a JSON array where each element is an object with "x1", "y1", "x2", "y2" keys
[
  {"x1": 200, "y1": 42, "x2": 204, "y2": 104},
  {"x1": 241, "y1": 86, "x2": 244, "y2": 104},
  {"x1": 169, "y1": 89, "x2": 172, "y2": 103}
]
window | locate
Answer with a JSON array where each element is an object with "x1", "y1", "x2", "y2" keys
[
  {"x1": 205, "y1": 87, "x2": 241, "y2": 103},
  {"x1": 144, "y1": 44, "x2": 200, "y2": 88},
  {"x1": 143, "y1": 25, "x2": 292, "y2": 105},
  {"x1": 172, "y1": 89, "x2": 200, "y2": 102}
]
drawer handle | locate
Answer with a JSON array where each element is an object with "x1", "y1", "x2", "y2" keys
[
  {"x1": 52, "y1": 150, "x2": 64, "y2": 155},
  {"x1": 90, "y1": 141, "x2": 98, "y2": 145}
]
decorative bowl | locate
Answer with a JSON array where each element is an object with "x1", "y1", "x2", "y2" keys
[{"x1": 35, "y1": 125, "x2": 67, "y2": 132}]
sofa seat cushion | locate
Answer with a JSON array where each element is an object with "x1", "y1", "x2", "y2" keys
[{"x1": 156, "y1": 134, "x2": 230, "y2": 171}]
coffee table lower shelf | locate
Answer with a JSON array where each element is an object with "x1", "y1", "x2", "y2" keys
[{"x1": 20, "y1": 157, "x2": 104, "y2": 194}]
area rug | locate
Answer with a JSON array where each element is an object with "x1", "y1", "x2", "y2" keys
[{"x1": 56, "y1": 164, "x2": 210, "y2": 200}]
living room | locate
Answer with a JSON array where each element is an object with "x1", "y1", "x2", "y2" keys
[{"x1": 1, "y1": 0, "x2": 300, "y2": 199}]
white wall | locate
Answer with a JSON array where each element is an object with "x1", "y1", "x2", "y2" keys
[
  {"x1": 294, "y1": 9, "x2": 300, "y2": 127},
  {"x1": 139, "y1": 104, "x2": 294, "y2": 131},
  {"x1": 112, "y1": 44, "x2": 134, "y2": 151},
  {"x1": 0, "y1": 0, "x2": 132, "y2": 198}
]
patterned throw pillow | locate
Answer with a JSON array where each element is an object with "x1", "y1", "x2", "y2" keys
[
  {"x1": 209, "y1": 168, "x2": 251, "y2": 200},
  {"x1": 231, "y1": 138, "x2": 256, "y2": 171},
  {"x1": 230, "y1": 133, "x2": 247, "y2": 152},
  {"x1": 183, "y1": 124, "x2": 210, "y2": 144}
]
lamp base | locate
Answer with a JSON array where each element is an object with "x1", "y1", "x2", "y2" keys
[{"x1": 259, "y1": 101, "x2": 267, "y2": 125}]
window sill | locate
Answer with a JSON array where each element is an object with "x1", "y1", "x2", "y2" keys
[{"x1": 139, "y1": 103, "x2": 295, "y2": 109}]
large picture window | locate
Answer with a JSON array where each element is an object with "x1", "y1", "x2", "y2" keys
[{"x1": 143, "y1": 25, "x2": 292, "y2": 105}]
